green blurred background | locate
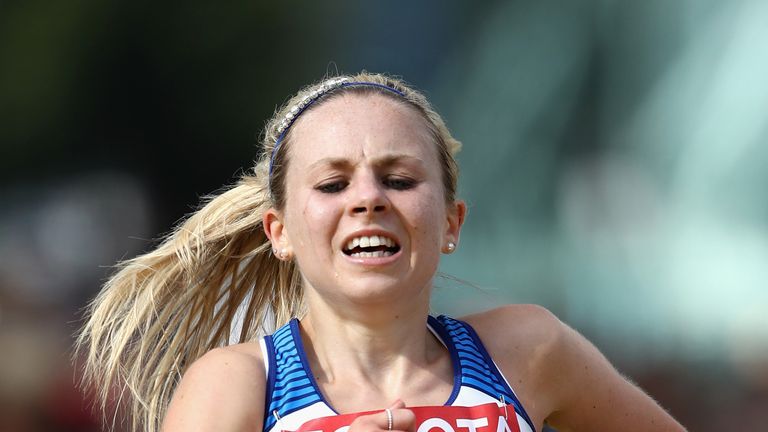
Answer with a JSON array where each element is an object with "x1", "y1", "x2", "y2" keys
[{"x1": 1, "y1": 0, "x2": 766, "y2": 430}]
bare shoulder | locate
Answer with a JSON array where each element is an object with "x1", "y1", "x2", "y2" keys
[
  {"x1": 184, "y1": 342, "x2": 266, "y2": 388},
  {"x1": 462, "y1": 305, "x2": 564, "y2": 373},
  {"x1": 462, "y1": 305, "x2": 685, "y2": 431},
  {"x1": 162, "y1": 342, "x2": 267, "y2": 432},
  {"x1": 462, "y1": 304, "x2": 561, "y2": 348}
]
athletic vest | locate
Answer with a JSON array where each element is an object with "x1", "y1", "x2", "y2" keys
[{"x1": 260, "y1": 315, "x2": 536, "y2": 432}]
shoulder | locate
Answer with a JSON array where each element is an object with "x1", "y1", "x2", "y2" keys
[
  {"x1": 461, "y1": 304, "x2": 564, "y2": 367},
  {"x1": 462, "y1": 305, "x2": 589, "y2": 393},
  {"x1": 461, "y1": 304, "x2": 561, "y2": 343},
  {"x1": 462, "y1": 305, "x2": 685, "y2": 431},
  {"x1": 184, "y1": 343, "x2": 267, "y2": 391},
  {"x1": 462, "y1": 304, "x2": 616, "y2": 374},
  {"x1": 162, "y1": 342, "x2": 267, "y2": 432}
]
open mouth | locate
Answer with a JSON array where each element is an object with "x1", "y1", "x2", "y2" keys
[{"x1": 343, "y1": 235, "x2": 401, "y2": 258}]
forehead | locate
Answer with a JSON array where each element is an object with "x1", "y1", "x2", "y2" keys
[{"x1": 287, "y1": 93, "x2": 437, "y2": 166}]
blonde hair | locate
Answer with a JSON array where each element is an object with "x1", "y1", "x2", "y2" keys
[{"x1": 75, "y1": 71, "x2": 462, "y2": 432}]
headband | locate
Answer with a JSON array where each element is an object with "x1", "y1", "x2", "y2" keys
[{"x1": 268, "y1": 78, "x2": 406, "y2": 177}]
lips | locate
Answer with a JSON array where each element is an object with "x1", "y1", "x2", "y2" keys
[{"x1": 342, "y1": 234, "x2": 401, "y2": 258}]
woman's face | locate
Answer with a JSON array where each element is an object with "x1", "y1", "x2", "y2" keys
[{"x1": 265, "y1": 93, "x2": 464, "y2": 309}]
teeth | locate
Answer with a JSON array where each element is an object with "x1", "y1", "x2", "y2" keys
[
  {"x1": 349, "y1": 250, "x2": 394, "y2": 258},
  {"x1": 344, "y1": 235, "x2": 397, "y2": 252}
]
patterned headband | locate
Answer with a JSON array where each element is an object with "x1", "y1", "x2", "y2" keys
[{"x1": 268, "y1": 77, "x2": 406, "y2": 177}]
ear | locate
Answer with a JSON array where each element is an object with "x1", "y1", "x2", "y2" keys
[
  {"x1": 263, "y1": 207, "x2": 292, "y2": 256},
  {"x1": 443, "y1": 200, "x2": 467, "y2": 252}
]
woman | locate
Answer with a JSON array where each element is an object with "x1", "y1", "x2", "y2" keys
[{"x1": 77, "y1": 72, "x2": 685, "y2": 432}]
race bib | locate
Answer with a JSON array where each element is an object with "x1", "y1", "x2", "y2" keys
[{"x1": 293, "y1": 403, "x2": 520, "y2": 432}]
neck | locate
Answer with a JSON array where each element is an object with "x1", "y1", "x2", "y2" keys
[{"x1": 299, "y1": 289, "x2": 442, "y2": 404}]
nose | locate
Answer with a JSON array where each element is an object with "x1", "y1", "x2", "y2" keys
[{"x1": 349, "y1": 173, "x2": 389, "y2": 216}]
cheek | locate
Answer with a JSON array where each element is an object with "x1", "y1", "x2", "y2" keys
[
  {"x1": 407, "y1": 199, "x2": 446, "y2": 247},
  {"x1": 295, "y1": 194, "x2": 342, "y2": 244}
]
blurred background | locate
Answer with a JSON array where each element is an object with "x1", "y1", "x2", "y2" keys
[{"x1": 1, "y1": 0, "x2": 767, "y2": 430}]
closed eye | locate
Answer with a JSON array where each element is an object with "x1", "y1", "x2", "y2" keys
[
  {"x1": 383, "y1": 176, "x2": 417, "y2": 190},
  {"x1": 315, "y1": 180, "x2": 348, "y2": 194}
]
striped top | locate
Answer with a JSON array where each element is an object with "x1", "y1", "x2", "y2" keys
[{"x1": 260, "y1": 315, "x2": 535, "y2": 432}]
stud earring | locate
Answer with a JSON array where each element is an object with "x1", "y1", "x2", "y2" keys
[
  {"x1": 445, "y1": 242, "x2": 456, "y2": 253},
  {"x1": 273, "y1": 248, "x2": 289, "y2": 260}
]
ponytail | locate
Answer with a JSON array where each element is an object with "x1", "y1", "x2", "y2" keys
[{"x1": 76, "y1": 162, "x2": 303, "y2": 432}]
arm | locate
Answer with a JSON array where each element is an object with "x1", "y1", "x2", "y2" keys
[
  {"x1": 161, "y1": 346, "x2": 266, "y2": 432},
  {"x1": 540, "y1": 310, "x2": 684, "y2": 431},
  {"x1": 467, "y1": 305, "x2": 685, "y2": 432}
]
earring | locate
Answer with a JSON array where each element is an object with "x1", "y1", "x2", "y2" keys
[
  {"x1": 273, "y1": 248, "x2": 289, "y2": 260},
  {"x1": 445, "y1": 242, "x2": 456, "y2": 253}
]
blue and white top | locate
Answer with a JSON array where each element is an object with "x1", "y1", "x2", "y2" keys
[{"x1": 260, "y1": 315, "x2": 536, "y2": 432}]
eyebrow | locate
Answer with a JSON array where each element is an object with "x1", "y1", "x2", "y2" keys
[{"x1": 307, "y1": 154, "x2": 425, "y2": 170}]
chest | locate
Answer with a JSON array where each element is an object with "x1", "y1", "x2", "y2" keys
[{"x1": 316, "y1": 359, "x2": 455, "y2": 413}]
